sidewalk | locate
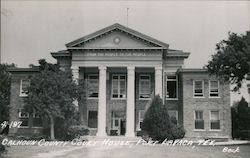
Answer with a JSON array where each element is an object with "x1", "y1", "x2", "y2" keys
[{"x1": 214, "y1": 140, "x2": 250, "y2": 146}]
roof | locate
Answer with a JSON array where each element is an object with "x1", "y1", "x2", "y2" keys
[
  {"x1": 7, "y1": 67, "x2": 40, "y2": 73},
  {"x1": 65, "y1": 23, "x2": 169, "y2": 48},
  {"x1": 178, "y1": 68, "x2": 208, "y2": 73}
]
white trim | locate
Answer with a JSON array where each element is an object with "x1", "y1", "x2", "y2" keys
[
  {"x1": 111, "y1": 74, "x2": 127, "y2": 99},
  {"x1": 19, "y1": 79, "x2": 30, "y2": 97},
  {"x1": 165, "y1": 74, "x2": 178, "y2": 100},
  {"x1": 209, "y1": 110, "x2": 221, "y2": 131},
  {"x1": 193, "y1": 80, "x2": 204, "y2": 98},
  {"x1": 139, "y1": 74, "x2": 151, "y2": 100},
  {"x1": 209, "y1": 80, "x2": 220, "y2": 98},
  {"x1": 87, "y1": 74, "x2": 99, "y2": 99}
]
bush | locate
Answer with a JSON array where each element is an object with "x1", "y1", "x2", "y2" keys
[
  {"x1": 65, "y1": 125, "x2": 89, "y2": 140},
  {"x1": 142, "y1": 95, "x2": 185, "y2": 142},
  {"x1": 0, "y1": 135, "x2": 6, "y2": 157}
]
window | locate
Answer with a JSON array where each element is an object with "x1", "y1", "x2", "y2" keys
[
  {"x1": 166, "y1": 75, "x2": 178, "y2": 99},
  {"x1": 195, "y1": 111, "x2": 204, "y2": 130},
  {"x1": 19, "y1": 109, "x2": 29, "y2": 127},
  {"x1": 139, "y1": 75, "x2": 151, "y2": 99},
  {"x1": 168, "y1": 110, "x2": 178, "y2": 125},
  {"x1": 112, "y1": 75, "x2": 126, "y2": 99},
  {"x1": 87, "y1": 75, "x2": 99, "y2": 98},
  {"x1": 20, "y1": 79, "x2": 30, "y2": 97},
  {"x1": 32, "y1": 113, "x2": 43, "y2": 127},
  {"x1": 210, "y1": 111, "x2": 220, "y2": 130},
  {"x1": 138, "y1": 110, "x2": 145, "y2": 131},
  {"x1": 193, "y1": 80, "x2": 204, "y2": 97},
  {"x1": 88, "y1": 111, "x2": 97, "y2": 128},
  {"x1": 209, "y1": 80, "x2": 219, "y2": 97}
]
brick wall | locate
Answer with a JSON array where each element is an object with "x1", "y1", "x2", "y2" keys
[{"x1": 181, "y1": 72, "x2": 231, "y2": 138}]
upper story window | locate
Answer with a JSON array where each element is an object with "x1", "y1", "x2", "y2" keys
[
  {"x1": 87, "y1": 75, "x2": 99, "y2": 98},
  {"x1": 139, "y1": 75, "x2": 151, "y2": 99},
  {"x1": 194, "y1": 110, "x2": 204, "y2": 130},
  {"x1": 209, "y1": 80, "x2": 219, "y2": 97},
  {"x1": 166, "y1": 75, "x2": 178, "y2": 99},
  {"x1": 112, "y1": 75, "x2": 126, "y2": 99},
  {"x1": 18, "y1": 109, "x2": 29, "y2": 127},
  {"x1": 193, "y1": 80, "x2": 204, "y2": 97},
  {"x1": 210, "y1": 110, "x2": 220, "y2": 130},
  {"x1": 20, "y1": 79, "x2": 30, "y2": 97},
  {"x1": 168, "y1": 110, "x2": 178, "y2": 125}
]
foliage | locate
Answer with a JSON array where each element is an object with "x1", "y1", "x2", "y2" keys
[
  {"x1": 24, "y1": 59, "x2": 86, "y2": 139},
  {"x1": 141, "y1": 95, "x2": 185, "y2": 142},
  {"x1": 65, "y1": 125, "x2": 89, "y2": 140},
  {"x1": 231, "y1": 97, "x2": 250, "y2": 140},
  {"x1": 0, "y1": 63, "x2": 15, "y2": 123},
  {"x1": 207, "y1": 31, "x2": 250, "y2": 91},
  {"x1": 0, "y1": 135, "x2": 6, "y2": 157}
]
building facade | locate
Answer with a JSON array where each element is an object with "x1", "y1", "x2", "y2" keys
[{"x1": 8, "y1": 23, "x2": 231, "y2": 139}]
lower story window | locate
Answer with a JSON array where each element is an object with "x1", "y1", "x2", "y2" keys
[
  {"x1": 168, "y1": 110, "x2": 178, "y2": 125},
  {"x1": 195, "y1": 111, "x2": 204, "y2": 130},
  {"x1": 210, "y1": 110, "x2": 220, "y2": 130},
  {"x1": 19, "y1": 109, "x2": 29, "y2": 127},
  {"x1": 33, "y1": 113, "x2": 43, "y2": 127},
  {"x1": 88, "y1": 111, "x2": 97, "y2": 128}
]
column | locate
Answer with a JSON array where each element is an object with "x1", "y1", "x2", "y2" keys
[
  {"x1": 96, "y1": 66, "x2": 107, "y2": 136},
  {"x1": 71, "y1": 66, "x2": 79, "y2": 108},
  {"x1": 155, "y1": 67, "x2": 163, "y2": 98},
  {"x1": 126, "y1": 66, "x2": 135, "y2": 137},
  {"x1": 71, "y1": 66, "x2": 79, "y2": 83}
]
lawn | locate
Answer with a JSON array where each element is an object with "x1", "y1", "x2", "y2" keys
[{"x1": 2, "y1": 144, "x2": 250, "y2": 158}]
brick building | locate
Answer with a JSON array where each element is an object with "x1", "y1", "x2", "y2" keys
[{"x1": 8, "y1": 23, "x2": 231, "y2": 139}]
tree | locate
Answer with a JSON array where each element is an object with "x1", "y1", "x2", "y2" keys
[
  {"x1": 141, "y1": 95, "x2": 185, "y2": 142},
  {"x1": 24, "y1": 59, "x2": 85, "y2": 139},
  {"x1": 207, "y1": 31, "x2": 250, "y2": 91},
  {"x1": 231, "y1": 97, "x2": 250, "y2": 139},
  {"x1": 0, "y1": 63, "x2": 15, "y2": 123}
]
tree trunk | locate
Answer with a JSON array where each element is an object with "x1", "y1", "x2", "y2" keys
[{"x1": 49, "y1": 116, "x2": 55, "y2": 140}]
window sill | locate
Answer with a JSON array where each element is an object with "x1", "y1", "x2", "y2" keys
[
  {"x1": 209, "y1": 129, "x2": 221, "y2": 132},
  {"x1": 193, "y1": 96, "x2": 205, "y2": 98},
  {"x1": 166, "y1": 98, "x2": 178, "y2": 101},
  {"x1": 209, "y1": 96, "x2": 220, "y2": 99},
  {"x1": 193, "y1": 129, "x2": 206, "y2": 131},
  {"x1": 139, "y1": 98, "x2": 151, "y2": 101},
  {"x1": 19, "y1": 95, "x2": 28, "y2": 97},
  {"x1": 87, "y1": 98, "x2": 98, "y2": 100},
  {"x1": 88, "y1": 128, "x2": 97, "y2": 130},
  {"x1": 111, "y1": 98, "x2": 127, "y2": 100}
]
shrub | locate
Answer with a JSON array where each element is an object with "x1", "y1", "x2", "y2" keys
[
  {"x1": 65, "y1": 125, "x2": 89, "y2": 140},
  {"x1": 141, "y1": 95, "x2": 185, "y2": 142},
  {"x1": 0, "y1": 135, "x2": 6, "y2": 157}
]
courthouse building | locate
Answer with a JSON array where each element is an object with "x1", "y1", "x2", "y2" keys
[{"x1": 8, "y1": 23, "x2": 231, "y2": 139}]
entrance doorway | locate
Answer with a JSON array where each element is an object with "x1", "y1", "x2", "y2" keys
[{"x1": 111, "y1": 111, "x2": 126, "y2": 136}]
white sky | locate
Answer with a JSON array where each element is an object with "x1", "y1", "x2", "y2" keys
[{"x1": 1, "y1": 0, "x2": 250, "y2": 104}]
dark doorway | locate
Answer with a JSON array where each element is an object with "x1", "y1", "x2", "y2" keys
[{"x1": 120, "y1": 120, "x2": 126, "y2": 135}]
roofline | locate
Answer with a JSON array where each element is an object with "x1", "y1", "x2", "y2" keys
[
  {"x1": 65, "y1": 23, "x2": 169, "y2": 48},
  {"x1": 67, "y1": 47, "x2": 166, "y2": 50},
  {"x1": 7, "y1": 67, "x2": 40, "y2": 72},
  {"x1": 166, "y1": 52, "x2": 190, "y2": 58},
  {"x1": 178, "y1": 68, "x2": 208, "y2": 73},
  {"x1": 51, "y1": 52, "x2": 71, "y2": 59}
]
